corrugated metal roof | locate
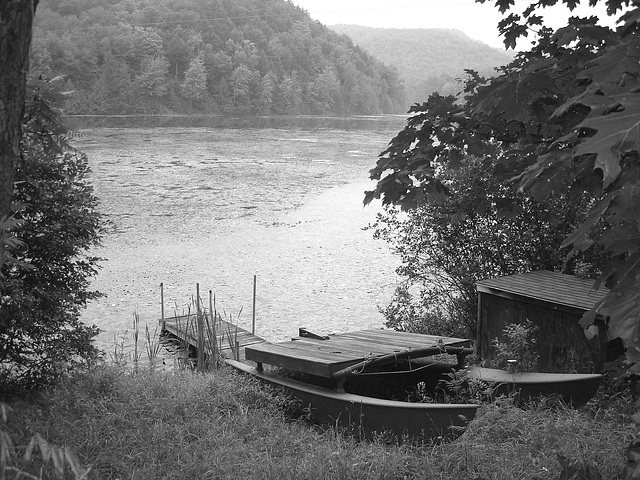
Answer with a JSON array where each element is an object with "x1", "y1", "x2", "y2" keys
[{"x1": 476, "y1": 270, "x2": 609, "y2": 311}]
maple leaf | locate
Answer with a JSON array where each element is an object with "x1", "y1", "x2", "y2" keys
[
  {"x1": 517, "y1": 149, "x2": 574, "y2": 195},
  {"x1": 606, "y1": 0, "x2": 627, "y2": 16},
  {"x1": 572, "y1": 98, "x2": 640, "y2": 187},
  {"x1": 495, "y1": 0, "x2": 516, "y2": 14},
  {"x1": 599, "y1": 222, "x2": 640, "y2": 256},
  {"x1": 579, "y1": 41, "x2": 640, "y2": 85},
  {"x1": 619, "y1": 6, "x2": 640, "y2": 34},
  {"x1": 528, "y1": 14, "x2": 544, "y2": 26},
  {"x1": 363, "y1": 189, "x2": 377, "y2": 206},
  {"x1": 561, "y1": 192, "x2": 610, "y2": 251},
  {"x1": 552, "y1": 84, "x2": 614, "y2": 119},
  {"x1": 598, "y1": 251, "x2": 640, "y2": 343},
  {"x1": 474, "y1": 77, "x2": 532, "y2": 122},
  {"x1": 498, "y1": 13, "x2": 528, "y2": 48}
]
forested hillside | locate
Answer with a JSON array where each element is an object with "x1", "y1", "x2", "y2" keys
[
  {"x1": 330, "y1": 25, "x2": 513, "y2": 105},
  {"x1": 31, "y1": 0, "x2": 406, "y2": 115}
]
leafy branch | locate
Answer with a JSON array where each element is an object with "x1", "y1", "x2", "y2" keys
[{"x1": 367, "y1": 0, "x2": 640, "y2": 374}]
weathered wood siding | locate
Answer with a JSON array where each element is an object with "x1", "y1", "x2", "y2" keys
[{"x1": 478, "y1": 292, "x2": 606, "y2": 373}]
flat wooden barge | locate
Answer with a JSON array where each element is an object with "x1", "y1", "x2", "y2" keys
[{"x1": 246, "y1": 328, "x2": 471, "y2": 379}]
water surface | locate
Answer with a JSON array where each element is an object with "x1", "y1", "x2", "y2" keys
[{"x1": 75, "y1": 116, "x2": 405, "y2": 349}]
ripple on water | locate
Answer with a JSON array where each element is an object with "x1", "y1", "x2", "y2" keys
[{"x1": 77, "y1": 121, "x2": 404, "y2": 353}]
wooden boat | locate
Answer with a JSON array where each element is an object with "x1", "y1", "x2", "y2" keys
[
  {"x1": 226, "y1": 359, "x2": 478, "y2": 441},
  {"x1": 466, "y1": 366, "x2": 602, "y2": 407},
  {"x1": 226, "y1": 328, "x2": 480, "y2": 441}
]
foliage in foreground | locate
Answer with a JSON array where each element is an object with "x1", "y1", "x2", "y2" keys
[
  {"x1": 1, "y1": 365, "x2": 637, "y2": 480},
  {"x1": 366, "y1": 0, "x2": 640, "y2": 376},
  {"x1": 0, "y1": 78, "x2": 103, "y2": 393},
  {"x1": 370, "y1": 156, "x2": 606, "y2": 338}
]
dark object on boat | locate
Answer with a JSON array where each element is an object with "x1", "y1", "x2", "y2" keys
[
  {"x1": 228, "y1": 328, "x2": 479, "y2": 441},
  {"x1": 298, "y1": 327, "x2": 330, "y2": 340},
  {"x1": 466, "y1": 366, "x2": 602, "y2": 407},
  {"x1": 227, "y1": 359, "x2": 478, "y2": 441},
  {"x1": 605, "y1": 336, "x2": 625, "y2": 362}
]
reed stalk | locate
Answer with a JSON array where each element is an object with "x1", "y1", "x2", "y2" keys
[
  {"x1": 225, "y1": 307, "x2": 242, "y2": 362},
  {"x1": 207, "y1": 290, "x2": 220, "y2": 368},
  {"x1": 110, "y1": 332, "x2": 127, "y2": 365},
  {"x1": 145, "y1": 323, "x2": 162, "y2": 370},
  {"x1": 154, "y1": 284, "x2": 249, "y2": 371},
  {"x1": 172, "y1": 309, "x2": 194, "y2": 370},
  {"x1": 196, "y1": 284, "x2": 205, "y2": 371},
  {"x1": 132, "y1": 312, "x2": 142, "y2": 372}
]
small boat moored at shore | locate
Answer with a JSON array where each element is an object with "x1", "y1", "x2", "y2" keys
[
  {"x1": 227, "y1": 328, "x2": 479, "y2": 441},
  {"x1": 466, "y1": 366, "x2": 603, "y2": 407},
  {"x1": 227, "y1": 358, "x2": 479, "y2": 441}
]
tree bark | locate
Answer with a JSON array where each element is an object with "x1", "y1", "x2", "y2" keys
[{"x1": 0, "y1": 0, "x2": 38, "y2": 286}]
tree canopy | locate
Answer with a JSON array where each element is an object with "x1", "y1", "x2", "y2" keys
[
  {"x1": 31, "y1": 0, "x2": 406, "y2": 115},
  {"x1": 370, "y1": 155, "x2": 606, "y2": 339},
  {"x1": 0, "y1": 78, "x2": 103, "y2": 393},
  {"x1": 366, "y1": 0, "x2": 640, "y2": 372},
  {"x1": 0, "y1": 0, "x2": 38, "y2": 290}
]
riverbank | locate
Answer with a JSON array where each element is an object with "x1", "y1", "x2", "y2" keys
[{"x1": 2, "y1": 363, "x2": 635, "y2": 479}]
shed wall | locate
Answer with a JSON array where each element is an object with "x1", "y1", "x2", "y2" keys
[{"x1": 478, "y1": 292, "x2": 605, "y2": 373}]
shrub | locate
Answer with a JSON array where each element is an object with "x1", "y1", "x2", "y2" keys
[
  {"x1": 0, "y1": 77, "x2": 103, "y2": 393},
  {"x1": 491, "y1": 319, "x2": 539, "y2": 373}
]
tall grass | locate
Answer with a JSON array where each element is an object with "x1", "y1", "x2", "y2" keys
[
  {"x1": 2, "y1": 363, "x2": 637, "y2": 480},
  {"x1": 2, "y1": 306, "x2": 637, "y2": 479},
  {"x1": 109, "y1": 312, "x2": 166, "y2": 373},
  {"x1": 108, "y1": 296, "x2": 235, "y2": 374},
  {"x1": 164, "y1": 293, "x2": 241, "y2": 371}
]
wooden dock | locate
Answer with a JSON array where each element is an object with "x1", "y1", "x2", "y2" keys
[{"x1": 160, "y1": 313, "x2": 265, "y2": 360}]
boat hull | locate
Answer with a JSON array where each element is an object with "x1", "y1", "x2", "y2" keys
[
  {"x1": 227, "y1": 359, "x2": 478, "y2": 442},
  {"x1": 342, "y1": 360, "x2": 460, "y2": 399},
  {"x1": 467, "y1": 367, "x2": 602, "y2": 407}
]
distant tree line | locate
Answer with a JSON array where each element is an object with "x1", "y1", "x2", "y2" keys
[
  {"x1": 330, "y1": 25, "x2": 513, "y2": 106},
  {"x1": 31, "y1": 0, "x2": 407, "y2": 115}
]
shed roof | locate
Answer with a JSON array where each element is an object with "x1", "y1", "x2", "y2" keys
[{"x1": 476, "y1": 270, "x2": 609, "y2": 312}]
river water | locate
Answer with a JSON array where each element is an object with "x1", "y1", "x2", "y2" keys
[{"x1": 74, "y1": 115, "x2": 406, "y2": 353}]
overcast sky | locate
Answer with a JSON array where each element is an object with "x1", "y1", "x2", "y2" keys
[{"x1": 290, "y1": 0, "x2": 617, "y2": 50}]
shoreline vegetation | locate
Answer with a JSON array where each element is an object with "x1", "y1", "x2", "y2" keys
[{"x1": 1, "y1": 327, "x2": 637, "y2": 479}]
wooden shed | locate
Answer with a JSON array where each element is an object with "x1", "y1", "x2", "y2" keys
[{"x1": 476, "y1": 271, "x2": 609, "y2": 373}]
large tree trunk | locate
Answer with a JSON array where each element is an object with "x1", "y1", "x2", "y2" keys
[{"x1": 0, "y1": 0, "x2": 38, "y2": 287}]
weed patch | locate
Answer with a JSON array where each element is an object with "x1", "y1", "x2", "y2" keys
[{"x1": 2, "y1": 364, "x2": 637, "y2": 479}]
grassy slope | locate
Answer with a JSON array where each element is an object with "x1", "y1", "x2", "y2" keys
[{"x1": 2, "y1": 365, "x2": 636, "y2": 479}]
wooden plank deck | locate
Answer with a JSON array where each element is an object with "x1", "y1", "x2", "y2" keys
[
  {"x1": 160, "y1": 314, "x2": 265, "y2": 357},
  {"x1": 245, "y1": 329, "x2": 471, "y2": 378}
]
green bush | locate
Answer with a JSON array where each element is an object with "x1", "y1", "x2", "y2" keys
[
  {"x1": 491, "y1": 320, "x2": 540, "y2": 373},
  {"x1": 371, "y1": 157, "x2": 607, "y2": 341},
  {"x1": 0, "y1": 78, "x2": 103, "y2": 393}
]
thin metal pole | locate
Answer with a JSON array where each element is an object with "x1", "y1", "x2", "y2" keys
[
  {"x1": 196, "y1": 282, "x2": 201, "y2": 316},
  {"x1": 209, "y1": 289, "x2": 218, "y2": 362},
  {"x1": 160, "y1": 282, "x2": 165, "y2": 329},
  {"x1": 196, "y1": 283, "x2": 204, "y2": 370},
  {"x1": 252, "y1": 274, "x2": 257, "y2": 335}
]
